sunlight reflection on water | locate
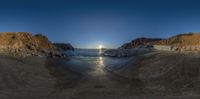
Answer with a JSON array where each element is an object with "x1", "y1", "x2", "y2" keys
[
  {"x1": 99, "y1": 56, "x2": 104, "y2": 66},
  {"x1": 66, "y1": 49, "x2": 131, "y2": 77},
  {"x1": 91, "y1": 56, "x2": 106, "y2": 76},
  {"x1": 90, "y1": 50, "x2": 107, "y2": 76},
  {"x1": 99, "y1": 49, "x2": 102, "y2": 55}
]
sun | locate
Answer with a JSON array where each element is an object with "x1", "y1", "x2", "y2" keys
[{"x1": 98, "y1": 44, "x2": 103, "y2": 49}]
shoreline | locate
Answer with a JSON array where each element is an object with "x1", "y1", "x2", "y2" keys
[{"x1": 0, "y1": 51, "x2": 200, "y2": 98}]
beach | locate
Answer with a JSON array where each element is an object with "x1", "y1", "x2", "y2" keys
[{"x1": 0, "y1": 50, "x2": 200, "y2": 99}]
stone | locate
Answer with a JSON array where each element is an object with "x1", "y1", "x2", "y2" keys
[
  {"x1": 119, "y1": 37, "x2": 163, "y2": 49},
  {"x1": 0, "y1": 32, "x2": 61, "y2": 57}
]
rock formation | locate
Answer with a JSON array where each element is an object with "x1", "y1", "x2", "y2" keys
[
  {"x1": 0, "y1": 32, "x2": 62, "y2": 57},
  {"x1": 53, "y1": 43, "x2": 74, "y2": 51},
  {"x1": 104, "y1": 37, "x2": 162, "y2": 57},
  {"x1": 119, "y1": 37, "x2": 163, "y2": 49},
  {"x1": 154, "y1": 33, "x2": 200, "y2": 51},
  {"x1": 118, "y1": 33, "x2": 200, "y2": 52}
]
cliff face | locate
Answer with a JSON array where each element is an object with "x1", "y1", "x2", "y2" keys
[
  {"x1": 155, "y1": 33, "x2": 200, "y2": 46},
  {"x1": 154, "y1": 33, "x2": 200, "y2": 51},
  {"x1": 0, "y1": 32, "x2": 61, "y2": 57},
  {"x1": 119, "y1": 38, "x2": 163, "y2": 49},
  {"x1": 119, "y1": 33, "x2": 200, "y2": 52}
]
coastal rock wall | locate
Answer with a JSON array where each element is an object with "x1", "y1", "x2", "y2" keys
[
  {"x1": 155, "y1": 33, "x2": 200, "y2": 46},
  {"x1": 0, "y1": 32, "x2": 62, "y2": 57},
  {"x1": 119, "y1": 33, "x2": 200, "y2": 52},
  {"x1": 154, "y1": 33, "x2": 200, "y2": 52}
]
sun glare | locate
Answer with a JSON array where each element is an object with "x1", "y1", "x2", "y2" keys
[{"x1": 98, "y1": 44, "x2": 103, "y2": 49}]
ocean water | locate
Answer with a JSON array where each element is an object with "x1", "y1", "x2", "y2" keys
[
  {"x1": 65, "y1": 49, "x2": 103, "y2": 57},
  {"x1": 63, "y1": 49, "x2": 132, "y2": 74}
]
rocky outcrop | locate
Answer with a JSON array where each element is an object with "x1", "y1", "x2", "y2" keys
[
  {"x1": 119, "y1": 37, "x2": 163, "y2": 49},
  {"x1": 53, "y1": 43, "x2": 74, "y2": 51},
  {"x1": 0, "y1": 32, "x2": 63, "y2": 57},
  {"x1": 119, "y1": 33, "x2": 200, "y2": 52},
  {"x1": 104, "y1": 37, "x2": 162, "y2": 57},
  {"x1": 154, "y1": 33, "x2": 200, "y2": 51}
]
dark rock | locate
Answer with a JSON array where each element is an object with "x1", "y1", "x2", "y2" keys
[
  {"x1": 53, "y1": 43, "x2": 74, "y2": 51},
  {"x1": 119, "y1": 37, "x2": 163, "y2": 49}
]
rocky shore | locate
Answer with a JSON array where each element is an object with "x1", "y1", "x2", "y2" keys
[
  {"x1": 0, "y1": 32, "x2": 73, "y2": 57},
  {"x1": 1, "y1": 32, "x2": 200, "y2": 98},
  {"x1": 155, "y1": 33, "x2": 200, "y2": 52},
  {"x1": 103, "y1": 33, "x2": 200, "y2": 57}
]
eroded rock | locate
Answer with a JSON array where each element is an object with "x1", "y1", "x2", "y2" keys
[{"x1": 0, "y1": 32, "x2": 62, "y2": 57}]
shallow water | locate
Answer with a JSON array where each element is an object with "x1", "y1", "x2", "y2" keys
[
  {"x1": 52, "y1": 49, "x2": 146, "y2": 98},
  {"x1": 64, "y1": 55, "x2": 131, "y2": 75},
  {"x1": 63, "y1": 49, "x2": 132, "y2": 74}
]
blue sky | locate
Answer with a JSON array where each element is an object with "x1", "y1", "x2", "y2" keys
[{"x1": 1, "y1": 0, "x2": 200, "y2": 48}]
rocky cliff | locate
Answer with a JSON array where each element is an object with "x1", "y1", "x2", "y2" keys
[
  {"x1": 119, "y1": 37, "x2": 163, "y2": 49},
  {"x1": 104, "y1": 38, "x2": 162, "y2": 57},
  {"x1": 119, "y1": 33, "x2": 200, "y2": 52},
  {"x1": 154, "y1": 33, "x2": 200, "y2": 51},
  {"x1": 0, "y1": 32, "x2": 62, "y2": 57},
  {"x1": 155, "y1": 33, "x2": 200, "y2": 46}
]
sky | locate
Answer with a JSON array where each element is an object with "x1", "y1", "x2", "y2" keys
[{"x1": 1, "y1": 0, "x2": 200, "y2": 48}]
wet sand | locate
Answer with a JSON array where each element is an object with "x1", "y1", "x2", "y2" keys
[{"x1": 0, "y1": 51, "x2": 200, "y2": 99}]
